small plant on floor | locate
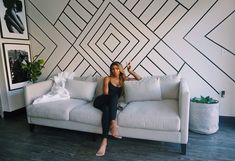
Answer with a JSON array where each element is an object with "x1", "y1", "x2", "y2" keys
[
  {"x1": 21, "y1": 55, "x2": 44, "y2": 82},
  {"x1": 191, "y1": 96, "x2": 218, "y2": 104}
]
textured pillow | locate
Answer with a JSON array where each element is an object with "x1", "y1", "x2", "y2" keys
[
  {"x1": 95, "y1": 77, "x2": 104, "y2": 96},
  {"x1": 74, "y1": 75, "x2": 101, "y2": 82},
  {"x1": 124, "y1": 77, "x2": 162, "y2": 103},
  {"x1": 159, "y1": 74, "x2": 180, "y2": 99},
  {"x1": 65, "y1": 79, "x2": 97, "y2": 101}
]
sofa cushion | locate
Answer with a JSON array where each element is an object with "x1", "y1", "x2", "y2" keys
[
  {"x1": 74, "y1": 75, "x2": 101, "y2": 82},
  {"x1": 27, "y1": 99, "x2": 87, "y2": 120},
  {"x1": 118, "y1": 100, "x2": 180, "y2": 131},
  {"x1": 95, "y1": 77, "x2": 104, "y2": 97},
  {"x1": 159, "y1": 74, "x2": 180, "y2": 99},
  {"x1": 69, "y1": 102, "x2": 122, "y2": 126},
  {"x1": 69, "y1": 103, "x2": 102, "y2": 126},
  {"x1": 65, "y1": 79, "x2": 97, "y2": 101},
  {"x1": 124, "y1": 77, "x2": 162, "y2": 103}
]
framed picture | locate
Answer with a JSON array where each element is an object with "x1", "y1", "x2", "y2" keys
[
  {"x1": 0, "y1": 0, "x2": 28, "y2": 40},
  {"x1": 2, "y1": 43, "x2": 31, "y2": 91}
]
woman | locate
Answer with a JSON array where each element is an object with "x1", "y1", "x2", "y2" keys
[{"x1": 93, "y1": 61, "x2": 142, "y2": 156}]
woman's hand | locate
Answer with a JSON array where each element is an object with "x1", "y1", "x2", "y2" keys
[
  {"x1": 127, "y1": 62, "x2": 132, "y2": 73},
  {"x1": 126, "y1": 62, "x2": 142, "y2": 80}
]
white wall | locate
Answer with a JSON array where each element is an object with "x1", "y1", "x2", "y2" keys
[
  {"x1": 0, "y1": 0, "x2": 30, "y2": 115},
  {"x1": 1, "y1": 0, "x2": 234, "y2": 116},
  {"x1": 0, "y1": 37, "x2": 29, "y2": 114}
]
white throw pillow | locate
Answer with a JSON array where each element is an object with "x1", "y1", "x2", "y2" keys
[
  {"x1": 159, "y1": 74, "x2": 180, "y2": 99},
  {"x1": 65, "y1": 79, "x2": 97, "y2": 101},
  {"x1": 95, "y1": 77, "x2": 104, "y2": 97},
  {"x1": 124, "y1": 77, "x2": 162, "y2": 103},
  {"x1": 74, "y1": 75, "x2": 101, "y2": 82}
]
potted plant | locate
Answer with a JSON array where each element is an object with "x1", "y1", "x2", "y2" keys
[
  {"x1": 21, "y1": 56, "x2": 44, "y2": 83},
  {"x1": 189, "y1": 96, "x2": 219, "y2": 134}
]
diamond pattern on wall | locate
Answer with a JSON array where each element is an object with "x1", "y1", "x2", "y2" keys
[
  {"x1": 26, "y1": 0, "x2": 235, "y2": 115},
  {"x1": 206, "y1": 10, "x2": 235, "y2": 55},
  {"x1": 75, "y1": 1, "x2": 159, "y2": 75},
  {"x1": 94, "y1": 23, "x2": 130, "y2": 62},
  {"x1": 103, "y1": 33, "x2": 121, "y2": 52}
]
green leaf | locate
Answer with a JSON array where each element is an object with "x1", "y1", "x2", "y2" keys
[
  {"x1": 21, "y1": 58, "x2": 44, "y2": 82},
  {"x1": 191, "y1": 96, "x2": 218, "y2": 104}
]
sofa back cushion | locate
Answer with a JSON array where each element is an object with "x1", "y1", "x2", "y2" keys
[
  {"x1": 124, "y1": 77, "x2": 162, "y2": 103},
  {"x1": 159, "y1": 74, "x2": 180, "y2": 99},
  {"x1": 95, "y1": 77, "x2": 104, "y2": 97},
  {"x1": 65, "y1": 79, "x2": 97, "y2": 101},
  {"x1": 74, "y1": 75, "x2": 101, "y2": 82}
]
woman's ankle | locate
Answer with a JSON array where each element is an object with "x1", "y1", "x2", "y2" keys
[
  {"x1": 96, "y1": 138, "x2": 107, "y2": 156},
  {"x1": 110, "y1": 120, "x2": 117, "y2": 128},
  {"x1": 101, "y1": 138, "x2": 108, "y2": 146}
]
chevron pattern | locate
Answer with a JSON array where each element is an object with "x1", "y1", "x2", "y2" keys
[{"x1": 26, "y1": 0, "x2": 235, "y2": 115}]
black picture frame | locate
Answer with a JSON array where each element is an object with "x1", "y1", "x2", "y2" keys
[
  {"x1": 0, "y1": 0, "x2": 28, "y2": 40},
  {"x1": 2, "y1": 43, "x2": 31, "y2": 91}
]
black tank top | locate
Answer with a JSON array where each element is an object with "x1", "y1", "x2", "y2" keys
[{"x1": 108, "y1": 82, "x2": 122, "y2": 97}]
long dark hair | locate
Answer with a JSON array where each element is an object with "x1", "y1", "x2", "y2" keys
[{"x1": 109, "y1": 61, "x2": 126, "y2": 87}]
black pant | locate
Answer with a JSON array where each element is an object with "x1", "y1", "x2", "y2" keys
[{"x1": 93, "y1": 94, "x2": 119, "y2": 138}]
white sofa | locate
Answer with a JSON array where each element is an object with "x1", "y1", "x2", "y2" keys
[{"x1": 24, "y1": 74, "x2": 190, "y2": 154}]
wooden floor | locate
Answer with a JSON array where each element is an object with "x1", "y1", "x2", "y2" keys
[{"x1": 0, "y1": 111, "x2": 235, "y2": 161}]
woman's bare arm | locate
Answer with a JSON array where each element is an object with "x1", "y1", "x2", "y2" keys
[
  {"x1": 103, "y1": 76, "x2": 110, "y2": 95},
  {"x1": 126, "y1": 62, "x2": 142, "y2": 80}
]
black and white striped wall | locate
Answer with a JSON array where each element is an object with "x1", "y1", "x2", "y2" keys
[{"x1": 26, "y1": 0, "x2": 235, "y2": 116}]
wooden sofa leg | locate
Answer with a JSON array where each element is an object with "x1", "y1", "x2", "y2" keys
[
  {"x1": 29, "y1": 124, "x2": 35, "y2": 132},
  {"x1": 181, "y1": 144, "x2": 186, "y2": 155}
]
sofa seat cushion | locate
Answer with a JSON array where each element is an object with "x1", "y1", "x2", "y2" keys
[
  {"x1": 27, "y1": 99, "x2": 88, "y2": 120},
  {"x1": 118, "y1": 100, "x2": 180, "y2": 131},
  {"x1": 69, "y1": 103, "x2": 122, "y2": 126},
  {"x1": 69, "y1": 103, "x2": 102, "y2": 126}
]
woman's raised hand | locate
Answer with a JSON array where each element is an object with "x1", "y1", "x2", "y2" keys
[{"x1": 126, "y1": 62, "x2": 132, "y2": 73}]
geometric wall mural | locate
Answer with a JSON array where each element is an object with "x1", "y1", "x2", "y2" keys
[{"x1": 26, "y1": 0, "x2": 235, "y2": 116}]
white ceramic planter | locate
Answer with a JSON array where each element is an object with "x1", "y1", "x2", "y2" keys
[{"x1": 189, "y1": 102, "x2": 219, "y2": 134}]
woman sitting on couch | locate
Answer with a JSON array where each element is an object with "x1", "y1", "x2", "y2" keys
[{"x1": 93, "y1": 61, "x2": 142, "y2": 156}]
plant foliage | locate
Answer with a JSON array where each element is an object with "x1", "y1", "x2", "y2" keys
[
  {"x1": 21, "y1": 56, "x2": 44, "y2": 82},
  {"x1": 191, "y1": 96, "x2": 218, "y2": 104}
]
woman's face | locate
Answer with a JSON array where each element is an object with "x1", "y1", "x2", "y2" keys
[{"x1": 111, "y1": 64, "x2": 120, "y2": 77}]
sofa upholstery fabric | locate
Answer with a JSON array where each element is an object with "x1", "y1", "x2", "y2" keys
[
  {"x1": 27, "y1": 99, "x2": 87, "y2": 120},
  {"x1": 118, "y1": 100, "x2": 180, "y2": 131},
  {"x1": 65, "y1": 79, "x2": 97, "y2": 101},
  {"x1": 159, "y1": 74, "x2": 180, "y2": 99},
  {"x1": 69, "y1": 102, "x2": 102, "y2": 126},
  {"x1": 24, "y1": 74, "x2": 190, "y2": 154},
  {"x1": 124, "y1": 77, "x2": 162, "y2": 103}
]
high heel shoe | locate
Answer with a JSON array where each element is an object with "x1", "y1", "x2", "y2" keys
[
  {"x1": 96, "y1": 139, "x2": 107, "y2": 157},
  {"x1": 112, "y1": 135, "x2": 122, "y2": 139},
  {"x1": 110, "y1": 125, "x2": 122, "y2": 139},
  {"x1": 96, "y1": 151, "x2": 105, "y2": 157}
]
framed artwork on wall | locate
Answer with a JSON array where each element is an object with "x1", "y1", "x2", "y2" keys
[
  {"x1": 0, "y1": 0, "x2": 28, "y2": 40},
  {"x1": 2, "y1": 43, "x2": 31, "y2": 91}
]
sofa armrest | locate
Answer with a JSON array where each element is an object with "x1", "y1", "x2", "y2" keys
[
  {"x1": 178, "y1": 78, "x2": 190, "y2": 144},
  {"x1": 24, "y1": 80, "x2": 53, "y2": 106}
]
